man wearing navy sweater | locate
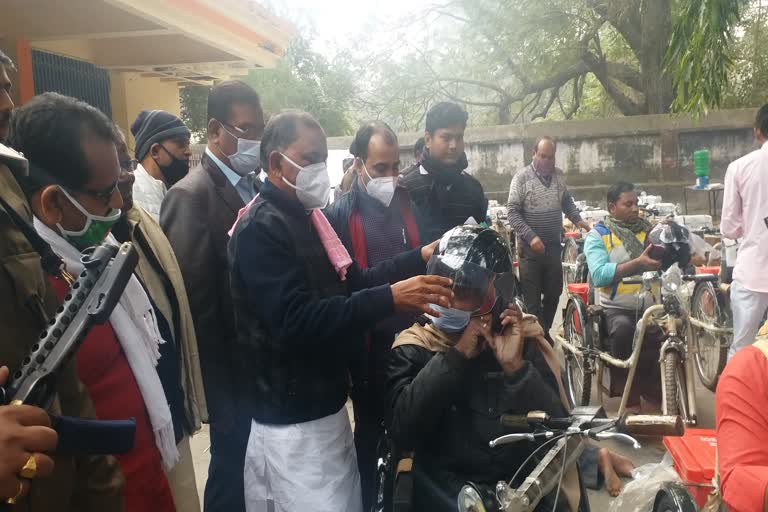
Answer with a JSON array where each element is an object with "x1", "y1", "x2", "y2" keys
[{"x1": 228, "y1": 110, "x2": 453, "y2": 512}]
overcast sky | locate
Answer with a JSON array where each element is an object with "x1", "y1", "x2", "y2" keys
[{"x1": 264, "y1": 0, "x2": 434, "y2": 57}]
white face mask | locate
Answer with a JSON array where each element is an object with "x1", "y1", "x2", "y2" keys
[
  {"x1": 221, "y1": 125, "x2": 261, "y2": 176},
  {"x1": 362, "y1": 161, "x2": 396, "y2": 207},
  {"x1": 280, "y1": 153, "x2": 331, "y2": 210}
]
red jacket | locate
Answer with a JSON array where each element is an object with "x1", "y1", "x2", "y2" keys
[
  {"x1": 716, "y1": 342, "x2": 768, "y2": 512},
  {"x1": 50, "y1": 277, "x2": 175, "y2": 512}
]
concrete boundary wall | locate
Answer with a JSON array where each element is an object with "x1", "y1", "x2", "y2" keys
[{"x1": 326, "y1": 109, "x2": 758, "y2": 209}]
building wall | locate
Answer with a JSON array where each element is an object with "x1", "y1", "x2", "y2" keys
[
  {"x1": 110, "y1": 72, "x2": 182, "y2": 149},
  {"x1": 327, "y1": 109, "x2": 758, "y2": 211}
]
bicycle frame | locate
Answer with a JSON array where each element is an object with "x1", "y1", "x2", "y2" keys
[{"x1": 558, "y1": 301, "x2": 699, "y2": 423}]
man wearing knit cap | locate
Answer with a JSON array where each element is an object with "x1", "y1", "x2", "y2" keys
[{"x1": 131, "y1": 109, "x2": 192, "y2": 220}]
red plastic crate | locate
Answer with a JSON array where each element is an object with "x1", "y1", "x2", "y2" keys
[
  {"x1": 696, "y1": 266, "x2": 721, "y2": 276},
  {"x1": 663, "y1": 428, "x2": 717, "y2": 508},
  {"x1": 564, "y1": 231, "x2": 581, "y2": 239}
]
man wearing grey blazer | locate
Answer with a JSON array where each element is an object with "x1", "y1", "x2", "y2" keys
[{"x1": 160, "y1": 80, "x2": 264, "y2": 512}]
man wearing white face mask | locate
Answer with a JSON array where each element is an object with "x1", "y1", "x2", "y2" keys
[
  {"x1": 161, "y1": 80, "x2": 265, "y2": 512},
  {"x1": 228, "y1": 111, "x2": 455, "y2": 512},
  {"x1": 325, "y1": 121, "x2": 422, "y2": 510}
]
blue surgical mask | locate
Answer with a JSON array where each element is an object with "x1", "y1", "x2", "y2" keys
[
  {"x1": 431, "y1": 304, "x2": 471, "y2": 333},
  {"x1": 218, "y1": 123, "x2": 261, "y2": 176}
]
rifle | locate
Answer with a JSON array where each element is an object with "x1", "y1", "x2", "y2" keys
[{"x1": 0, "y1": 242, "x2": 139, "y2": 457}]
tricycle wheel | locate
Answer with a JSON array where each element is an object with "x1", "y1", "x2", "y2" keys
[
  {"x1": 564, "y1": 298, "x2": 592, "y2": 408},
  {"x1": 653, "y1": 483, "x2": 698, "y2": 512},
  {"x1": 691, "y1": 281, "x2": 728, "y2": 391},
  {"x1": 663, "y1": 351, "x2": 689, "y2": 419},
  {"x1": 562, "y1": 237, "x2": 580, "y2": 290}
]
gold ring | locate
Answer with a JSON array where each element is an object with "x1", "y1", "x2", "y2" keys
[
  {"x1": 20, "y1": 456, "x2": 37, "y2": 479},
  {"x1": 6, "y1": 480, "x2": 24, "y2": 505}
]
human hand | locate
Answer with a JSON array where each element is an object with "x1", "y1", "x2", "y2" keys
[
  {"x1": 577, "y1": 220, "x2": 592, "y2": 232},
  {"x1": 637, "y1": 244, "x2": 662, "y2": 271},
  {"x1": 530, "y1": 237, "x2": 546, "y2": 255},
  {"x1": 421, "y1": 240, "x2": 439, "y2": 263},
  {"x1": 487, "y1": 307, "x2": 525, "y2": 374},
  {"x1": 454, "y1": 315, "x2": 492, "y2": 360},
  {"x1": 0, "y1": 367, "x2": 57, "y2": 502},
  {"x1": 392, "y1": 275, "x2": 454, "y2": 316}
]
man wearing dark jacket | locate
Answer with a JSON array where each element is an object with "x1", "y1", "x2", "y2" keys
[
  {"x1": 386, "y1": 226, "x2": 585, "y2": 511},
  {"x1": 400, "y1": 102, "x2": 487, "y2": 242},
  {"x1": 228, "y1": 110, "x2": 453, "y2": 511},
  {"x1": 325, "y1": 120, "x2": 421, "y2": 509},
  {"x1": 160, "y1": 80, "x2": 263, "y2": 512}
]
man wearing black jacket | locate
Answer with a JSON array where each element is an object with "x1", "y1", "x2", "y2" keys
[
  {"x1": 399, "y1": 102, "x2": 487, "y2": 242},
  {"x1": 386, "y1": 226, "x2": 585, "y2": 511},
  {"x1": 228, "y1": 110, "x2": 453, "y2": 512}
]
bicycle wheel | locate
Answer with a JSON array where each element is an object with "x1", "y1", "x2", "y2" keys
[
  {"x1": 564, "y1": 298, "x2": 592, "y2": 407},
  {"x1": 691, "y1": 281, "x2": 728, "y2": 391},
  {"x1": 664, "y1": 351, "x2": 681, "y2": 417},
  {"x1": 653, "y1": 483, "x2": 698, "y2": 512},
  {"x1": 561, "y1": 237, "x2": 580, "y2": 290}
]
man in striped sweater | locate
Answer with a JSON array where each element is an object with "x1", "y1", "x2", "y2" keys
[{"x1": 507, "y1": 137, "x2": 590, "y2": 335}]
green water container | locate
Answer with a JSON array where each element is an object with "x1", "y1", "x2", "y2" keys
[{"x1": 694, "y1": 149, "x2": 710, "y2": 177}]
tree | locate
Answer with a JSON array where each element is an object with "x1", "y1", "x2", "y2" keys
[
  {"x1": 179, "y1": 38, "x2": 356, "y2": 140},
  {"x1": 244, "y1": 38, "x2": 355, "y2": 136},
  {"x1": 665, "y1": 0, "x2": 750, "y2": 113},
  {"x1": 180, "y1": 84, "x2": 211, "y2": 142},
  {"x1": 356, "y1": 0, "x2": 750, "y2": 127}
]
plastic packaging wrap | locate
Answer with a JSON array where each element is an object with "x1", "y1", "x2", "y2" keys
[
  {"x1": 688, "y1": 232, "x2": 714, "y2": 260},
  {"x1": 612, "y1": 454, "x2": 682, "y2": 511}
]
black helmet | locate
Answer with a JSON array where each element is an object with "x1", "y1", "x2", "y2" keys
[
  {"x1": 427, "y1": 225, "x2": 515, "y2": 312},
  {"x1": 648, "y1": 221, "x2": 692, "y2": 271}
]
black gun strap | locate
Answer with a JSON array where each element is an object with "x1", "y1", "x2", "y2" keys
[{"x1": 0, "y1": 194, "x2": 63, "y2": 278}]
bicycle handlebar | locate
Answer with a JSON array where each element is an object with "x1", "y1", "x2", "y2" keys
[
  {"x1": 499, "y1": 412, "x2": 684, "y2": 437},
  {"x1": 621, "y1": 277, "x2": 645, "y2": 285},
  {"x1": 682, "y1": 274, "x2": 719, "y2": 283}
]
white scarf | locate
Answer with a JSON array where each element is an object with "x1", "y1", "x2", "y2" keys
[{"x1": 34, "y1": 218, "x2": 179, "y2": 469}]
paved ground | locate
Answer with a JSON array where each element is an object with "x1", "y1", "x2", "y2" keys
[{"x1": 188, "y1": 288, "x2": 719, "y2": 511}]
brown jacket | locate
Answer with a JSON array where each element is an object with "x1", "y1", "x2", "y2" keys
[
  {"x1": 0, "y1": 147, "x2": 125, "y2": 511},
  {"x1": 125, "y1": 206, "x2": 208, "y2": 429}
]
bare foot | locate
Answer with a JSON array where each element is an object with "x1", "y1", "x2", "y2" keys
[
  {"x1": 598, "y1": 448, "x2": 624, "y2": 497},
  {"x1": 609, "y1": 451, "x2": 636, "y2": 478}
]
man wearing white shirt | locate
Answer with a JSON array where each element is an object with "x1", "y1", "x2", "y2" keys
[
  {"x1": 160, "y1": 80, "x2": 264, "y2": 512},
  {"x1": 721, "y1": 104, "x2": 768, "y2": 359},
  {"x1": 130, "y1": 110, "x2": 192, "y2": 220}
]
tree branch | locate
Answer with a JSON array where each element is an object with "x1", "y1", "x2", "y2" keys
[
  {"x1": 435, "y1": 76, "x2": 510, "y2": 97},
  {"x1": 582, "y1": 52, "x2": 646, "y2": 115},
  {"x1": 531, "y1": 88, "x2": 559, "y2": 120},
  {"x1": 605, "y1": 61, "x2": 643, "y2": 92}
]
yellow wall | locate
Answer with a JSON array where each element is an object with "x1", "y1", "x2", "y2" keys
[
  {"x1": 110, "y1": 71, "x2": 182, "y2": 150},
  {"x1": 33, "y1": 39, "x2": 95, "y2": 62}
]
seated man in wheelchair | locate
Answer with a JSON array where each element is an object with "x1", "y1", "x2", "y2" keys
[
  {"x1": 583, "y1": 181, "x2": 664, "y2": 408},
  {"x1": 385, "y1": 225, "x2": 587, "y2": 511}
]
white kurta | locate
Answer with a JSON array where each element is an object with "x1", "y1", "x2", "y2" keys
[
  {"x1": 244, "y1": 406, "x2": 362, "y2": 512},
  {"x1": 132, "y1": 164, "x2": 167, "y2": 221}
]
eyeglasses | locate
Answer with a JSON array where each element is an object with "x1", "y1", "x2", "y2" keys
[
  {"x1": 71, "y1": 181, "x2": 120, "y2": 207},
  {"x1": 120, "y1": 159, "x2": 138, "y2": 172},
  {"x1": 222, "y1": 123, "x2": 261, "y2": 140}
]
